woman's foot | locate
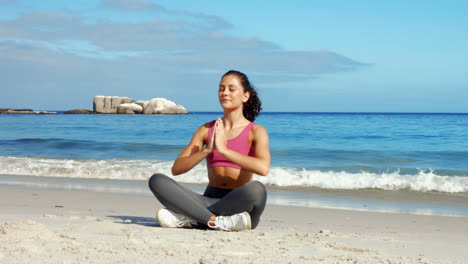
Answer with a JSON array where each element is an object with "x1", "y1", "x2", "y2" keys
[
  {"x1": 156, "y1": 208, "x2": 198, "y2": 228},
  {"x1": 208, "y1": 212, "x2": 252, "y2": 231}
]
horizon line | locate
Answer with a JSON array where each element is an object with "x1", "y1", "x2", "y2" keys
[{"x1": 34, "y1": 110, "x2": 468, "y2": 115}]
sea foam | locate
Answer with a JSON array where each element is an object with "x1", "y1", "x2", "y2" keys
[{"x1": 1, "y1": 156, "x2": 467, "y2": 193}]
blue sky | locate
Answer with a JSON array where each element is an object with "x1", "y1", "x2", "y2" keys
[{"x1": 1, "y1": 0, "x2": 467, "y2": 112}]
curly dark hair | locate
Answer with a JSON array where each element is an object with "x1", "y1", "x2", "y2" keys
[{"x1": 222, "y1": 70, "x2": 262, "y2": 122}]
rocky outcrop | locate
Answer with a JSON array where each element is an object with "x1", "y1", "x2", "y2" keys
[
  {"x1": 63, "y1": 109, "x2": 94, "y2": 114},
  {"x1": 93, "y1": 96, "x2": 187, "y2": 115},
  {"x1": 0, "y1": 109, "x2": 56, "y2": 114},
  {"x1": 1, "y1": 96, "x2": 187, "y2": 115},
  {"x1": 93, "y1": 96, "x2": 135, "y2": 114},
  {"x1": 0, "y1": 109, "x2": 35, "y2": 114}
]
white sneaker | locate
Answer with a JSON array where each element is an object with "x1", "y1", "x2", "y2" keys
[
  {"x1": 156, "y1": 208, "x2": 197, "y2": 228},
  {"x1": 208, "y1": 212, "x2": 252, "y2": 231}
]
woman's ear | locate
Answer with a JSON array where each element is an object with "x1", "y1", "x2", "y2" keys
[{"x1": 243, "y1": 91, "x2": 250, "y2": 103}]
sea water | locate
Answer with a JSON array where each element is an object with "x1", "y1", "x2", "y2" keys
[{"x1": 1, "y1": 112, "x2": 468, "y2": 215}]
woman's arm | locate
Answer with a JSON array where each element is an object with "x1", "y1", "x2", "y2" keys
[
  {"x1": 171, "y1": 123, "x2": 214, "y2": 176},
  {"x1": 215, "y1": 122, "x2": 271, "y2": 176}
]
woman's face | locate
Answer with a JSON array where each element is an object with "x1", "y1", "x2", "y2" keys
[{"x1": 218, "y1": 74, "x2": 250, "y2": 110}]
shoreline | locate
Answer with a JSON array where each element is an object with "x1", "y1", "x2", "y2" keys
[
  {"x1": 2, "y1": 174, "x2": 468, "y2": 217},
  {"x1": 1, "y1": 184, "x2": 467, "y2": 263}
]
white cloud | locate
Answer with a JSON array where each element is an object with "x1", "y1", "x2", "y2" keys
[
  {"x1": 0, "y1": 0, "x2": 16, "y2": 4},
  {"x1": 101, "y1": 0, "x2": 165, "y2": 11},
  {"x1": 0, "y1": 2, "x2": 366, "y2": 110}
]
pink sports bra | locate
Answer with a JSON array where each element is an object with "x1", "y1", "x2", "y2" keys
[{"x1": 206, "y1": 120, "x2": 255, "y2": 169}]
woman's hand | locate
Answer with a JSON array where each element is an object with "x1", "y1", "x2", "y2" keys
[
  {"x1": 204, "y1": 121, "x2": 216, "y2": 153},
  {"x1": 214, "y1": 118, "x2": 228, "y2": 155}
]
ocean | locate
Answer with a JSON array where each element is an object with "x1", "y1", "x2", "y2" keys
[{"x1": 1, "y1": 112, "x2": 468, "y2": 216}]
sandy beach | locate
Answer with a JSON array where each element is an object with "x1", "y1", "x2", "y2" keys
[{"x1": 1, "y1": 184, "x2": 467, "y2": 264}]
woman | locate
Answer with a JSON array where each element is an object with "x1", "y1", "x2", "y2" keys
[{"x1": 148, "y1": 70, "x2": 270, "y2": 231}]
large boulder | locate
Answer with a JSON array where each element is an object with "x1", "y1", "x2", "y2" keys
[
  {"x1": 93, "y1": 96, "x2": 135, "y2": 114},
  {"x1": 117, "y1": 103, "x2": 143, "y2": 114},
  {"x1": 136, "y1": 100, "x2": 151, "y2": 114},
  {"x1": 142, "y1": 100, "x2": 156, "y2": 114},
  {"x1": 117, "y1": 107, "x2": 134, "y2": 114},
  {"x1": 145, "y1": 98, "x2": 188, "y2": 114}
]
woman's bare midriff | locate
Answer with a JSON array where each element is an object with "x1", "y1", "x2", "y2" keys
[{"x1": 207, "y1": 167, "x2": 253, "y2": 189}]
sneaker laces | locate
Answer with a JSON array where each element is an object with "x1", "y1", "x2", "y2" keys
[
  {"x1": 170, "y1": 210, "x2": 197, "y2": 228},
  {"x1": 176, "y1": 219, "x2": 198, "y2": 228}
]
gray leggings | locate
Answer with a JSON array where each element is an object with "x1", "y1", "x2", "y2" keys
[{"x1": 148, "y1": 173, "x2": 267, "y2": 229}]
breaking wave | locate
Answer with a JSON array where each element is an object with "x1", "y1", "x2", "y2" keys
[{"x1": 1, "y1": 156, "x2": 467, "y2": 193}]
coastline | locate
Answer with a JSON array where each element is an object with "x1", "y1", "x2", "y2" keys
[
  {"x1": 2, "y1": 174, "x2": 468, "y2": 217},
  {"x1": 1, "y1": 184, "x2": 467, "y2": 263}
]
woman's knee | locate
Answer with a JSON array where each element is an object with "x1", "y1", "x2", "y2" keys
[
  {"x1": 243, "y1": 181, "x2": 267, "y2": 202},
  {"x1": 249, "y1": 180, "x2": 267, "y2": 194},
  {"x1": 148, "y1": 173, "x2": 170, "y2": 191}
]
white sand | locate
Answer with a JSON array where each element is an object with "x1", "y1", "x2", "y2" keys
[{"x1": 1, "y1": 185, "x2": 467, "y2": 264}]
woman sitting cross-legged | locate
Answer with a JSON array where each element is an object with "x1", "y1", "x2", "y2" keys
[{"x1": 148, "y1": 70, "x2": 270, "y2": 231}]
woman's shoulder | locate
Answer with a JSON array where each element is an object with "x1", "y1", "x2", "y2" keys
[
  {"x1": 203, "y1": 120, "x2": 216, "y2": 128},
  {"x1": 190, "y1": 121, "x2": 213, "y2": 142},
  {"x1": 251, "y1": 122, "x2": 266, "y2": 130},
  {"x1": 251, "y1": 123, "x2": 268, "y2": 136},
  {"x1": 194, "y1": 120, "x2": 215, "y2": 135},
  {"x1": 249, "y1": 123, "x2": 269, "y2": 145},
  {"x1": 197, "y1": 120, "x2": 215, "y2": 129}
]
